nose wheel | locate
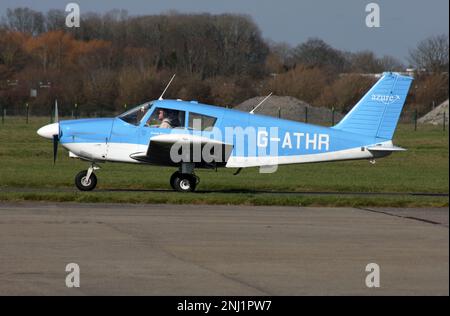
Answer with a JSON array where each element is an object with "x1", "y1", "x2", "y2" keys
[
  {"x1": 170, "y1": 171, "x2": 198, "y2": 192},
  {"x1": 75, "y1": 164, "x2": 99, "y2": 191}
]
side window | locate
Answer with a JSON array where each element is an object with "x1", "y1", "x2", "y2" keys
[
  {"x1": 145, "y1": 107, "x2": 185, "y2": 129},
  {"x1": 188, "y1": 113, "x2": 217, "y2": 131}
]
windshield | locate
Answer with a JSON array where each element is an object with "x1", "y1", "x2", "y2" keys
[{"x1": 118, "y1": 102, "x2": 153, "y2": 125}]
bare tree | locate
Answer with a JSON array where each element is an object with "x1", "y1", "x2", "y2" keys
[
  {"x1": 378, "y1": 55, "x2": 404, "y2": 72},
  {"x1": 347, "y1": 51, "x2": 383, "y2": 73},
  {"x1": 45, "y1": 10, "x2": 65, "y2": 32},
  {"x1": 266, "y1": 40, "x2": 295, "y2": 70},
  {"x1": 345, "y1": 51, "x2": 404, "y2": 73},
  {"x1": 292, "y1": 38, "x2": 347, "y2": 73},
  {"x1": 409, "y1": 34, "x2": 449, "y2": 73},
  {"x1": 4, "y1": 7, "x2": 44, "y2": 35}
]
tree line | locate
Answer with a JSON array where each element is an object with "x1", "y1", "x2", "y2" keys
[{"x1": 0, "y1": 7, "x2": 448, "y2": 116}]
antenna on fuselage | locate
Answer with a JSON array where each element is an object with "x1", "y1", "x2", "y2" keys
[
  {"x1": 159, "y1": 74, "x2": 176, "y2": 100},
  {"x1": 249, "y1": 92, "x2": 273, "y2": 114}
]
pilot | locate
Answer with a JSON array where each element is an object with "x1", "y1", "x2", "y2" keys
[{"x1": 158, "y1": 109, "x2": 180, "y2": 128}]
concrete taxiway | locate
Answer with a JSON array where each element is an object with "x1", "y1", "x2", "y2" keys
[{"x1": 0, "y1": 202, "x2": 448, "y2": 295}]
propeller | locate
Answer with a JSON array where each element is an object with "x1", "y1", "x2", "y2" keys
[
  {"x1": 36, "y1": 99, "x2": 61, "y2": 164},
  {"x1": 54, "y1": 99, "x2": 59, "y2": 123},
  {"x1": 53, "y1": 100, "x2": 59, "y2": 164},
  {"x1": 53, "y1": 134, "x2": 59, "y2": 164}
]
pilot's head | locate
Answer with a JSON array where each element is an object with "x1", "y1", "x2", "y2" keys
[
  {"x1": 158, "y1": 109, "x2": 166, "y2": 121},
  {"x1": 159, "y1": 109, "x2": 177, "y2": 121}
]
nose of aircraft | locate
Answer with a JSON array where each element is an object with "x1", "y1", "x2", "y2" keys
[{"x1": 37, "y1": 123, "x2": 59, "y2": 139}]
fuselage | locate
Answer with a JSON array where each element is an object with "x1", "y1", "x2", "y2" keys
[
  {"x1": 36, "y1": 73, "x2": 412, "y2": 192},
  {"x1": 44, "y1": 99, "x2": 391, "y2": 168}
]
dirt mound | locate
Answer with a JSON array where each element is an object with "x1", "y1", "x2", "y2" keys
[
  {"x1": 418, "y1": 100, "x2": 449, "y2": 125},
  {"x1": 236, "y1": 95, "x2": 343, "y2": 125}
]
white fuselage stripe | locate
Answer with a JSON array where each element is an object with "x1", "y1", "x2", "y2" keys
[{"x1": 63, "y1": 141, "x2": 388, "y2": 167}]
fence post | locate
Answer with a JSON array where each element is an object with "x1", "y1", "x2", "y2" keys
[
  {"x1": 305, "y1": 107, "x2": 308, "y2": 123},
  {"x1": 444, "y1": 111, "x2": 446, "y2": 132},
  {"x1": 1, "y1": 106, "x2": 4, "y2": 124},
  {"x1": 331, "y1": 107, "x2": 335, "y2": 126},
  {"x1": 414, "y1": 109, "x2": 417, "y2": 131},
  {"x1": 278, "y1": 107, "x2": 281, "y2": 118},
  {"x1": 25, "y1": 103, "x2": 29, "y2": 124},
  {"x1": 75, "y1": 104, "x2": 78, "y2": 119}
]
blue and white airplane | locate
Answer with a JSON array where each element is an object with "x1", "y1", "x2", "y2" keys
[{"x1": 37, "y1": 72, "x2": 413, "y2": 192}]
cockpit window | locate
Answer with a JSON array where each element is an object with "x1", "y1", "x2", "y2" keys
[
  {"x1": 145, "y1": 107, "x2": 185, "y2": 129},
  {"x1": 188, "y1": 112, "x2": 217, "y2": 131},
  {"x1": 118, "y1": 102, "x2": 153, "y2": 125}
]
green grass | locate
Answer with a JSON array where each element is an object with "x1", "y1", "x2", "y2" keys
[
  {"x1": 0, "y1": 191, "x2": 447, "y2": 208},
  {"x1": 0, "y1": 116, "x2": 448, "y2": 207}
]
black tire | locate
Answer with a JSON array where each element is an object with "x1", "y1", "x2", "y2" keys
[
  {"x1": 170, "y1": 171, "x2": 181, "y2": 190},
  {"x1": 75, "y1": 170, "x2": 97, "y2": 191},
  {"x1": 173, "y1": 174, "x2": 197, "y2": 192}
]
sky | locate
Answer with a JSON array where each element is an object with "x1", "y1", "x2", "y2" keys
[{"x1": 0, "y1": 0, "x2": 448, "y2": 63}]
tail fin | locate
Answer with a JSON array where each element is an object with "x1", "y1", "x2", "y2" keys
[{"x1": 333, "y1": 72, "x2": 413, "y2": 140}]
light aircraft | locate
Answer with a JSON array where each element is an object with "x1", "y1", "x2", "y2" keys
[{"x1": 37, "y1": 72, "x2": 413, "y2": 192}]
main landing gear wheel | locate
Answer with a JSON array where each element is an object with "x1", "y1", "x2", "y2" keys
[
  {"x1": 170, "y1": 171, "x2": 181, "y2": 190},
  {"x1": 75, "y1": 170, "x2": 98, "y2": 191},
  {"x1": 170, "y1": 172, "x2": 197, "y2": 192}
]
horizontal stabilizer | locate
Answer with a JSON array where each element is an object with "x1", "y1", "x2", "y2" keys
[{"x1": 367, "y1": 145, "x2": 406, "y2": 152}]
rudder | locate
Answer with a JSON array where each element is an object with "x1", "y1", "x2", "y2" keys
[{"x1": 333, "y1": 72, "x2": 413, "y2": 140}]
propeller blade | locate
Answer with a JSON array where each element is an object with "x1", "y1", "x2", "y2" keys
[
  {"x1": 53, "y1": 134, "x2": 59, "y2": 164},
  {"x1": 54, "y1": 100, "x2": 59, "y2": 123}
]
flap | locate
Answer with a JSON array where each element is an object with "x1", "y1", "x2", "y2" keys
[{"x1": 130, "y1": 134, "x2": 233, "y2": 167}]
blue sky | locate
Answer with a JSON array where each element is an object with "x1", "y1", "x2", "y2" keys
[{"x1": 0, "y1": 0, "x2": 448, "y2": 62}]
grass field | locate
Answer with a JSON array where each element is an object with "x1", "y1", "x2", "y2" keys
[{"x1": 0, "y1": 116, "x2": 448, "y2": 207}]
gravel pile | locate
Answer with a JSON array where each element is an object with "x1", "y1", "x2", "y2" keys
[
  {"x1": 418, "y1": 99, "x2": 449, "y2": 125},
  {"x1": 236, "y1": 95, "x2": 343, "y2": 126}
]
